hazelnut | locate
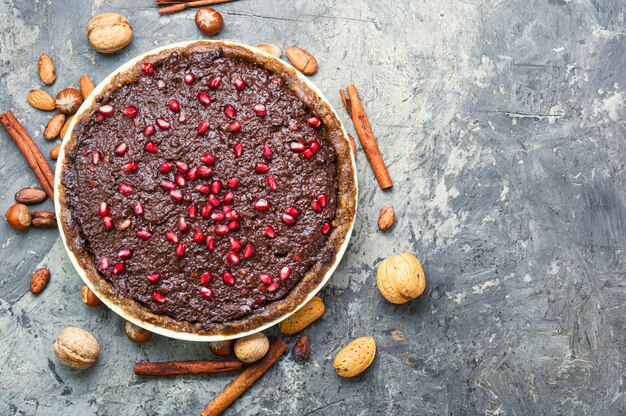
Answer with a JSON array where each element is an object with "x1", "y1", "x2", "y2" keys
[
  {"x1": 234, "y1": 333, "x2": 269, "y2": 363},
  {"x1": 124, "y1": 321, "x2": 152, "y2": 343},
  {"x1": 86, "y1": 13, "x2": 133, "y2": 54},
  {"x1": 195, "y1": 8, "x2": 223, "y2": 36},
  {"x1": 208, "y1": 340, "x2": 234, "y2": 357},
  {"x1": 54, "y1": 327, "x2": 100, "y2": 369},
  {"x1": 5, "y1": 203, "x2": 31, "y2": 230},
  {"x1": 376, "y1": 253, "x2": 426, "y2": 304},
  {"x1": 81, "y1": 285, "x2": 101, "y2": 306},
  {"x1": 55, "y1": 88, "x2": 83, "y2": 115}
]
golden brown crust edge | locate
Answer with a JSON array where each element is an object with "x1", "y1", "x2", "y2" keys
[{"x1": 57, "y1": 41, "x2": 357, "y2": 336}]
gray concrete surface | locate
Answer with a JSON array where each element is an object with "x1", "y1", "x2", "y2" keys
[{"x1": 1, "y1": 0, "x2": 625, "y2": 415}]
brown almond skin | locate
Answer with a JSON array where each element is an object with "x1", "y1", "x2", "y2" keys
[
  {"x1": 38, "y1": 54, "x2": 56, "y2": 85},
  {"x1": 378, "y1": 204, "x2": 395, "y2": 231},
  {"x1": 30, "y1": 267, "x2": 51, "y2": 294},
  {"x1": 15, "y1": 188, "x2": 47, "y2": 205},
  {"x1": 60, "y1": 115, "x2": 74, "y2": 140},
  {"x1": 81, "y1": 285, "x2": 102, "y2": 306},
  {"x1": 292, "y1": 334, "x2": 311, "y2": 363},
  {"x1": 208, "y1": 340, "x2": 234, "y2": 357},
  {"x1": 50, "y1": 144, "x2": 61, "y2": 160},
  {"x1": 5, "y1": 203, "x2": 31, "y2": 230},
  {"x1": 43, "y1": 113, "x2": 66, "y2": 141},
  {"x1": 285, "y1": 46, "x2": 318, "y2": 75},
  {"x1": 79, "y1": 75, "x2": 95, "y2": 100},
  {"x1": 31, "y1": 211, "x2": 57, "y2": 228},
  {"x1": 27, "y1": 89, "x2": 56, "y2": 111}
]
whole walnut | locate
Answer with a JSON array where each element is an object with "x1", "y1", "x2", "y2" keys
[
  {"x1": 86, "y1": 13, "x2": 133, "y2": 54},
  {"x1": 376, "y1": 253, "x2": 426, "y2": 304},
  {"x1": 234, "y1": 333, "x2": 269, "y2": 363},
  {"x1": 54, "y1": 327, "x2": 100, "y2": 369}
]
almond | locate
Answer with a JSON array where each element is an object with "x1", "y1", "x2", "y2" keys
[
  {"x1": 15, "y1": 187, "x2": 47, "y2": 205},
  {"x1": 278, "y1": 296, "x2": 325, "y2": 335},
  {"x1": 50, "y1": 144, "x2": 61, "y2": 160},
  {"x1": 257, "y1": 43, "x2": 281, "y2": 58},
  {"x1": 31, "y1": 211, "x2": 57, "y2": 228},
  {"x1": 285, "y1": 46, "x2": 318, "y2": 75},
  {"x1": 27, "y1": 89, "x2": 56, "y2": 111},
  {"x1": 378, "y1": 204, "x2": 395, "y2": 231},
  {"x1": 30, "y1": 267, "x2": 51, "y2": 294},
  {"x1": 60, "y1": 115, "x2": 74, "y2": 140},
  {"x1": 38, "y1": 54, "x2": 56, "y2": 85},
  {"x1": 43, "y1": 113, "x2": 66, "y2": 141},
  {"x1": 79, "y1": 75, "x2": 95, "y2": 100},
  {"x1": 55, "y1": 88, "x2": 83, "y2": 115},
  {"x1": 333, "y1": 337, "x2": 376, "y2": 378}
]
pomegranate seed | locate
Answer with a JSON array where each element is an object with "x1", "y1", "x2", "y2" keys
[
  {"x1": 187, "y1": 167, "x2": 197, "y2": 180},
  {"x1": 223, "y1": 191, "x2": 234, "y2": 204},
  {"x1": 118, "y1": 248, "x2": 133, "y2": 259},
  {"x1": 234, "y1": 142, "x2": 243, "y2": 157},
  {"x1": 117, "y1": 219, "x2": 131, "y2": 230},
  {"x1": 200, "y1": 272, "x2": 212, "y2": 284},
  {"x1": 229, "y1": 120, "x2": 242, "y2": 133},
  {"x1": 321, "y1": 220, "x2": 332, "y2": 235},
  {"x1": 161, "y1": 180, "x2": 175, "y2": 191},
  {"x1": 290, "y1": 142, "x2": 305, "y2": 152},
  {"x1": 243, "y1": 244, "x2": 254, "y2": 259},
  {"x1": 98, "y1": 202, "x2": 110, "y2": 217},
  {"x1": 211, "y1": 211, "x2": 225, "y2": 221},
  {"x1": 286, "y1": 206, "x2": 300, "y2": 216},
  {"x1": 267, "y1": 281, "x2": 280, "y2": 292},
  {"x1": 133, "y1": 202, "x2": 144, "y2": 216},
  {"x1": 178, "y1": 216, "x2": 189, "y2": 231},
  {"x1": 210, "y1": 180, "x2": 222, "y2": 194},
  {"x1": 209, "y1": 77, "x2": 221, "y2": 89},
  {"x1": 99, "y1": 258, "x2": 109, "y2": 271},
  {"x1": 175, "y1": 174, "x2": 186, "y2": 187},
  {"x1": 193, "y1": 231, "x2": 206, "y2": 243},
  {"x1": 141, "y1": 62, "x2": 154, "y2": 75},
  {"x1": 165, "y1": 231, "x2": 179, "y2": 243},
  {"x1": 208, "y1": 194, "x2": 220, "y2": 207},
  {"x1": 223, "y1": 271, "x2": 235, "y2": 285},
  {"x1": 263, "y1": 142, "x2": 272, "y2": 160},
  {"x1": 222, "y1": 205, "x2": 233, "y2": 214},
  {"x1": 227, "y1": 177, "x2": 239, "y2": 188},
  {"x1": 175, "y1": 161, "x2": 188, "y2": 174},
  {"x1": 307, "y1": 117, "x2": 321, "y2": 128},
  {"x1": 136, "y1": 229, "x2": 152, "y2": 240},
  {"x1": 224, "y1": 104, "x2": 237, "y2": 119},
  {"x1": 122, "y1": 105, "x2": 138, "y2": 118},
  {"x1": 294, "y1": 254, "x2": 300, "y2": 262},
  {"x1": 224, "y1": 209, "x2": 239, "y2": 220},
  {"x1": 184, "y1": 73, "x2": 195, "y2": 84},
  {"x1": 215, "y1": 224, "x2": 229, "y2": 235},
  {"x1": 201, "y1": 153, "x2": 215, "y2": 165},
  {"x1": 144, "y1": 142, "x2": 158, "y2": 153},
  {"x1": 309, "y1": 140, "x2": 320, "y2": 154},
  {"x1": 122, "y1": 161, "x2": 138, "y2": 173},
  {"x1": 255, "y1": 163, "x2": 270, "y2": 173},
  {"x1": 196, "y1": 184, "x2": 210, "y2": 194},
  {"x1": 228, "y1": 220, "x2": 239, "y2": 230},
  {"x1": 113, "y1": 261, "x2": 125, "y2": 275},
  {"x1": 303, "y1": 148, "x2": 314, "y2": 159},
  {"x1": 170, "y1": 189, "x2": 183, "y2": 202},
  {"x1": 264, "y1": 225, "x2": 276, "y2": 238},
  {"x1": 159, "y1": 161, "x2": 172, "y2": 173},
  {"x1": 253, "y1": 103, "x2": 267, "y2": 116},
  {"x1": 201, "y1": 205, "x2": 212, "y2": 218},
  {"x1": 312, "y1": 200, "x2": 322, "y2": 212},
  {"x1": 168, "y1": 99, "x2": 180, "y2": 112},
  {"x1": 265, "y1": 176, "x2": 277, "y2": 191},
  {"x1": 317, "y1": 193, "x2": 328, "y2": 207},
  {"x1": 95, "y1": 114, "x2": 104, "y2": 123},
  {"x1": 114, "y1": 143, "x2": 127, "y2": 156},
  {"x1": 227, "y1": 252, "x2": 240, "y2": 264},
  {"x1": 147, "y1": 273, "x2": 160, "y2": 283},
  {"x1": 259, "y1": 274, "x2": 272, "y2": 285},
  {"x1": 155, "y1": 118, "x2": 170, "y2": 130},
  {"x1": 254, "y1": 199, "x2": 271, "y2": 211},
  {"x1": 200, "y1": 287, "x2": 214, "y2": 300},
  {"x1": 195, "y1": 121, "x2": 209, "y2": 136},
  {"x1": 91, "y1": 151, "x2": 101, "y2": 165},
  {"x1": 103, "y1": 216, "x2": 114, "y2": 229},
  {"x1": 198, "y1": 92, "x2": 211, "y2": 106},
  {"x1": 230, "y1": 237, "x2": 242, "y2": 252},
  {"x1": 144, "y1": 125, "x2": 156, "y2": 137},
  {"x1": 98, "y1": 105, "x2": 114, "y2": 117},
  {"x1": 188, "y1": 203, "x2": 197, "y2": 218},
  {"x1": 119, "y1": 182, "x2": 133, "y2": 195},
  {"x1": 233, "y1": 77, "x2": 246, "y2": 90},
  {"x1": 206, "y1": 236, "x2": 215, "y2": 250},
  {"x1": 152, "y1": 291, "x2": 165, "y2": 304},
  {"x1": 175, "y1": 242, "x2": 186, "y2": 257},
  {"x1": 282, "y1": 213, "x2": 296, "y2": 224},
  {"x1": 279, "y1": 266, "x2": 291, "y2": 280},
  {"x1": 197, "y1": 166, "x2": 212, "y2": 178}
]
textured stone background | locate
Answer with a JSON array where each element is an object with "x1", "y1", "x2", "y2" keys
[{"x1": 1, "y1": 0, "x2": 625, "y2": 415}]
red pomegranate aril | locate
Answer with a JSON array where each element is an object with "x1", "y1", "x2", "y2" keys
[
  {"x1": 211, "y1": 211, "x2": 225, "y2": 222},
  {"x1": 155, "y1": 118, "x2": 170, "y2": 130},
  {"x1": 198, "y1": 91, "x2": 211, "y2": 106},
  {"x1": 209, "y1": 77, "x2": 221, "y2": 89},
  {"x1": 178, "y1": 216, "x2": 189, "y2": 231},
  {"x1": 119, "y1": 182, "x2": 133, "y2": 195},
  {"x1": 227, "y1": 178, "x2": 239, "y2": 190},
  {"x1": 98, "y1": 105, "x2": 114, "y2": 117},
  {"x1": 264, "y1": 225, "x2": 276, "y2": 238},
  {"x1": 196, "y1": 184, "x2": 210, "y2": 194},
  {"x1": 168, "y1": 99, "x2": 180, "y2": 112},
  {"x1": 224, "y1": 209, "x2": 239, "y2": 221},
  {"x1": 229, "y1": 120, "x2": 242, "y2": 133},
  {"x1": 253, "y1": 103, "x2": 267, "y2": 116},
  {"x1": 229, "y1": 237, "x2": 242, "y2": 252},
  {"x1": 175, "y1": 161, "x2": 188, "y2": 174},
  {"x1": 265, "y1": 176, "x2": 277, "y2": 191},
  {"x1": 99, "y1": 258, "x2": 109, "y2": 271},
  {"x1": 321, "y1": 220, "x2": 332, "y2": 235},
  {"x1": 215, "y1": 224, "x2": 229, "y2": 235},
  {"x1": 136, "y1": 229, "x2": 152, "y2": 240},
  {"x1": 309, "y1": 140, "x2": 320, "y2": 154},
  {"x1": 144, "y1": 142, "x2": 158, "y2": 153},
  {"x1": 114, "y1": 143, "x2": 127, "y2": 156},
  {"x1": 210, "y1": 180, "x2": 222, "y2": 194},
  {"x1": 193, "y1": 231, "x2": 206, "y2": 243},
  {"x1": 161, "y1": 180, "x2": 176, "y2": 191},
  {"x1": 234, "y1": 142, "x2": 243, "y2": 157},
  {"x1": 201, "y1": 205, "x2": 212, "y2": 218},
  {"x1": 197, "y1": 166, "x2": 212, "y2": 178},
  {"x1": 233, "y1": 77, "x2": 246, "y2": 91},
  {"x1": 159, "y1": 161, "x2": 172, "y2": 173},
  {"x1": 200, "y1": 287, "x2": 214, "y2": 300},
  {"x1": 197, "y1": 121, "x2": 209, "y2": 135},
  {"x1": 98, "y1": 202, "x2": 110, "y2": 217},
  {"x1": 133, "y1": 202, "x2": 144, "y2": 216},
  {"x1": 303, "y1": 148, "x2": 314, "y2": 159},
  {"x1": 228, "y1": 220, "x2": 239, "y2": 230},
  {"x1": 290, "y1": 142, "x2": 305, "y2": 152},
  {"x1": 279, "y1": 266, "x2": 291, "y2": 280},
  {"x1": 201, "y1": 153, "x2": 215, "y2": 165},
  {"x1": 224, "y1": 104, "x2": 237, "y2": 119},
  {"x1": 91, "y1": 151, "x2": 101, "y2": 165},
  {"x1": 141, "y1": 62, "x2": 154, "y2": 75},
  {"x1": 286, "y1": 206, "x2": 300, "y2": 217},
  {"x1": 223, "y1": 271, "x2": 235, "y2": 285},
  {"x1": 122, "y1": 105, "x2": 138, "y2": 118},
  {"x1": 144, "y1": 125, "x2": 156, "y2": 137},
  {"x1": 152, "y1": 291, "x2": 165, "y2": 304},
  {"x1": 222, "y1": 205, "x2": 233, "y2": 214},
  {"x1": 187, "y1": 167, "x2": 197, "y2": 180},
  {"x1": 184, "y1": 73, "x2": 195, "y2": 84},
  {"x1": 227, "y1": 252, "x2": 240, "y2": 264},
  {"x1": 118, "y1": 248, "x2": 133, "y2": 259},
  {"x1": 208, "y1": 194, "x2": 220, "y2": 207},
  {"x1": 122, "y1": 161, "x2": 138, "y2": 173},
  {"x1": 118, "y1": 218, "x2": 131, "y2": 230},
  {"x1": 267, "y1": 281, "x2": 280, "y2": 292},
  {"x1": 243, "y1": 244, "x2": 254, "y2": 259},
  {"x1": 259, "y1": 273, "x2": 272, "y2": 285},
  {"x1": 223, "y1": 191, "x2": 234, "y2": 204},
  {"x1": 317, "y1": 193, "x2": 328, "y2": 207},
  {"x1": 147, "y1": 273, "x2": 160, "y2": 283},
  {"x1": 200, "y1": 272, "x2": 212, "y2": 284},
  {"x1": 175, "y1": 174, "x2": 186, "y2": 187},
  {"x1": 103, "y1": 216, "x2": 114, "y2": 229},
  {"x1": 307, "y1": 116, "x2": 321, "y2": 128},
  {"x1": 165, "y1": 231, "x2": 179, "y2": 243},
  {"x1": 188, "y1": 203, "x2": 197, "y2": 218},
  {"x1": 254, "y1": 199, "x2": 271, "y2": 211},
  {"x1": 206, "y1": 236, "x2": 215, "y2": 250},
  {"x1": 281, "y1": 213, "x2": 296, "y2": 224},
  {"x1": 311, "y1": 200, "x2": 322, "y2": 212},
  {"x1": 170, "y1": 189, "x2": 183, "y2": 202},
  {"x1": 263, "y1": 142, "x2": 272, "y2": 160},
  {"x1": 113, "y1": 261, "x2": 125, "y2": 275},
  {"x1": 255, "y1": 163, "x2": 270, "y2": 173},
  {"x1": 175, "y1": 242, "x2": 186, "y2": 257}
]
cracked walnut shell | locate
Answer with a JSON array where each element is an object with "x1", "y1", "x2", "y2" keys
[{"x1": 376, "y1": 253, "x2": 426, "y2": 304}]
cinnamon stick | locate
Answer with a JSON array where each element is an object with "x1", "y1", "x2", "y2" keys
[
  {"x1": 134, "y1": 360, "x2": 243, "y2": 376},
  {"x1": 158, "y1": 0, "x2": 234, "y2": 14},
  {"x1": 0, "y1": 111, "x2": 55, "y2": 200},
  {"x1": 341, "y1": 85, "x2": 393, "y2": 190},
  {"x1": 200, "y1": 339, "x2": 288, "y2": 416}
]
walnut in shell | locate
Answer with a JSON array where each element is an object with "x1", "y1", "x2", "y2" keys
[
  {"x1": 234, "y1": 333, "x2": 269, "y2": 363},
  {"x1": 376, "y1": 253, "x2": 426, "y2": 304},
  {"x1": 86, "y1": 13, "x2": 133, "y2": 54},
  {"x1": 54, "y1": 327, "x2": 100, "y2": 369}
]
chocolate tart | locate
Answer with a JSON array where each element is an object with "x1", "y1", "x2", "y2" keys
[{"x1": 55, "y1": 41, "x2": 357, "y2": 340}]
